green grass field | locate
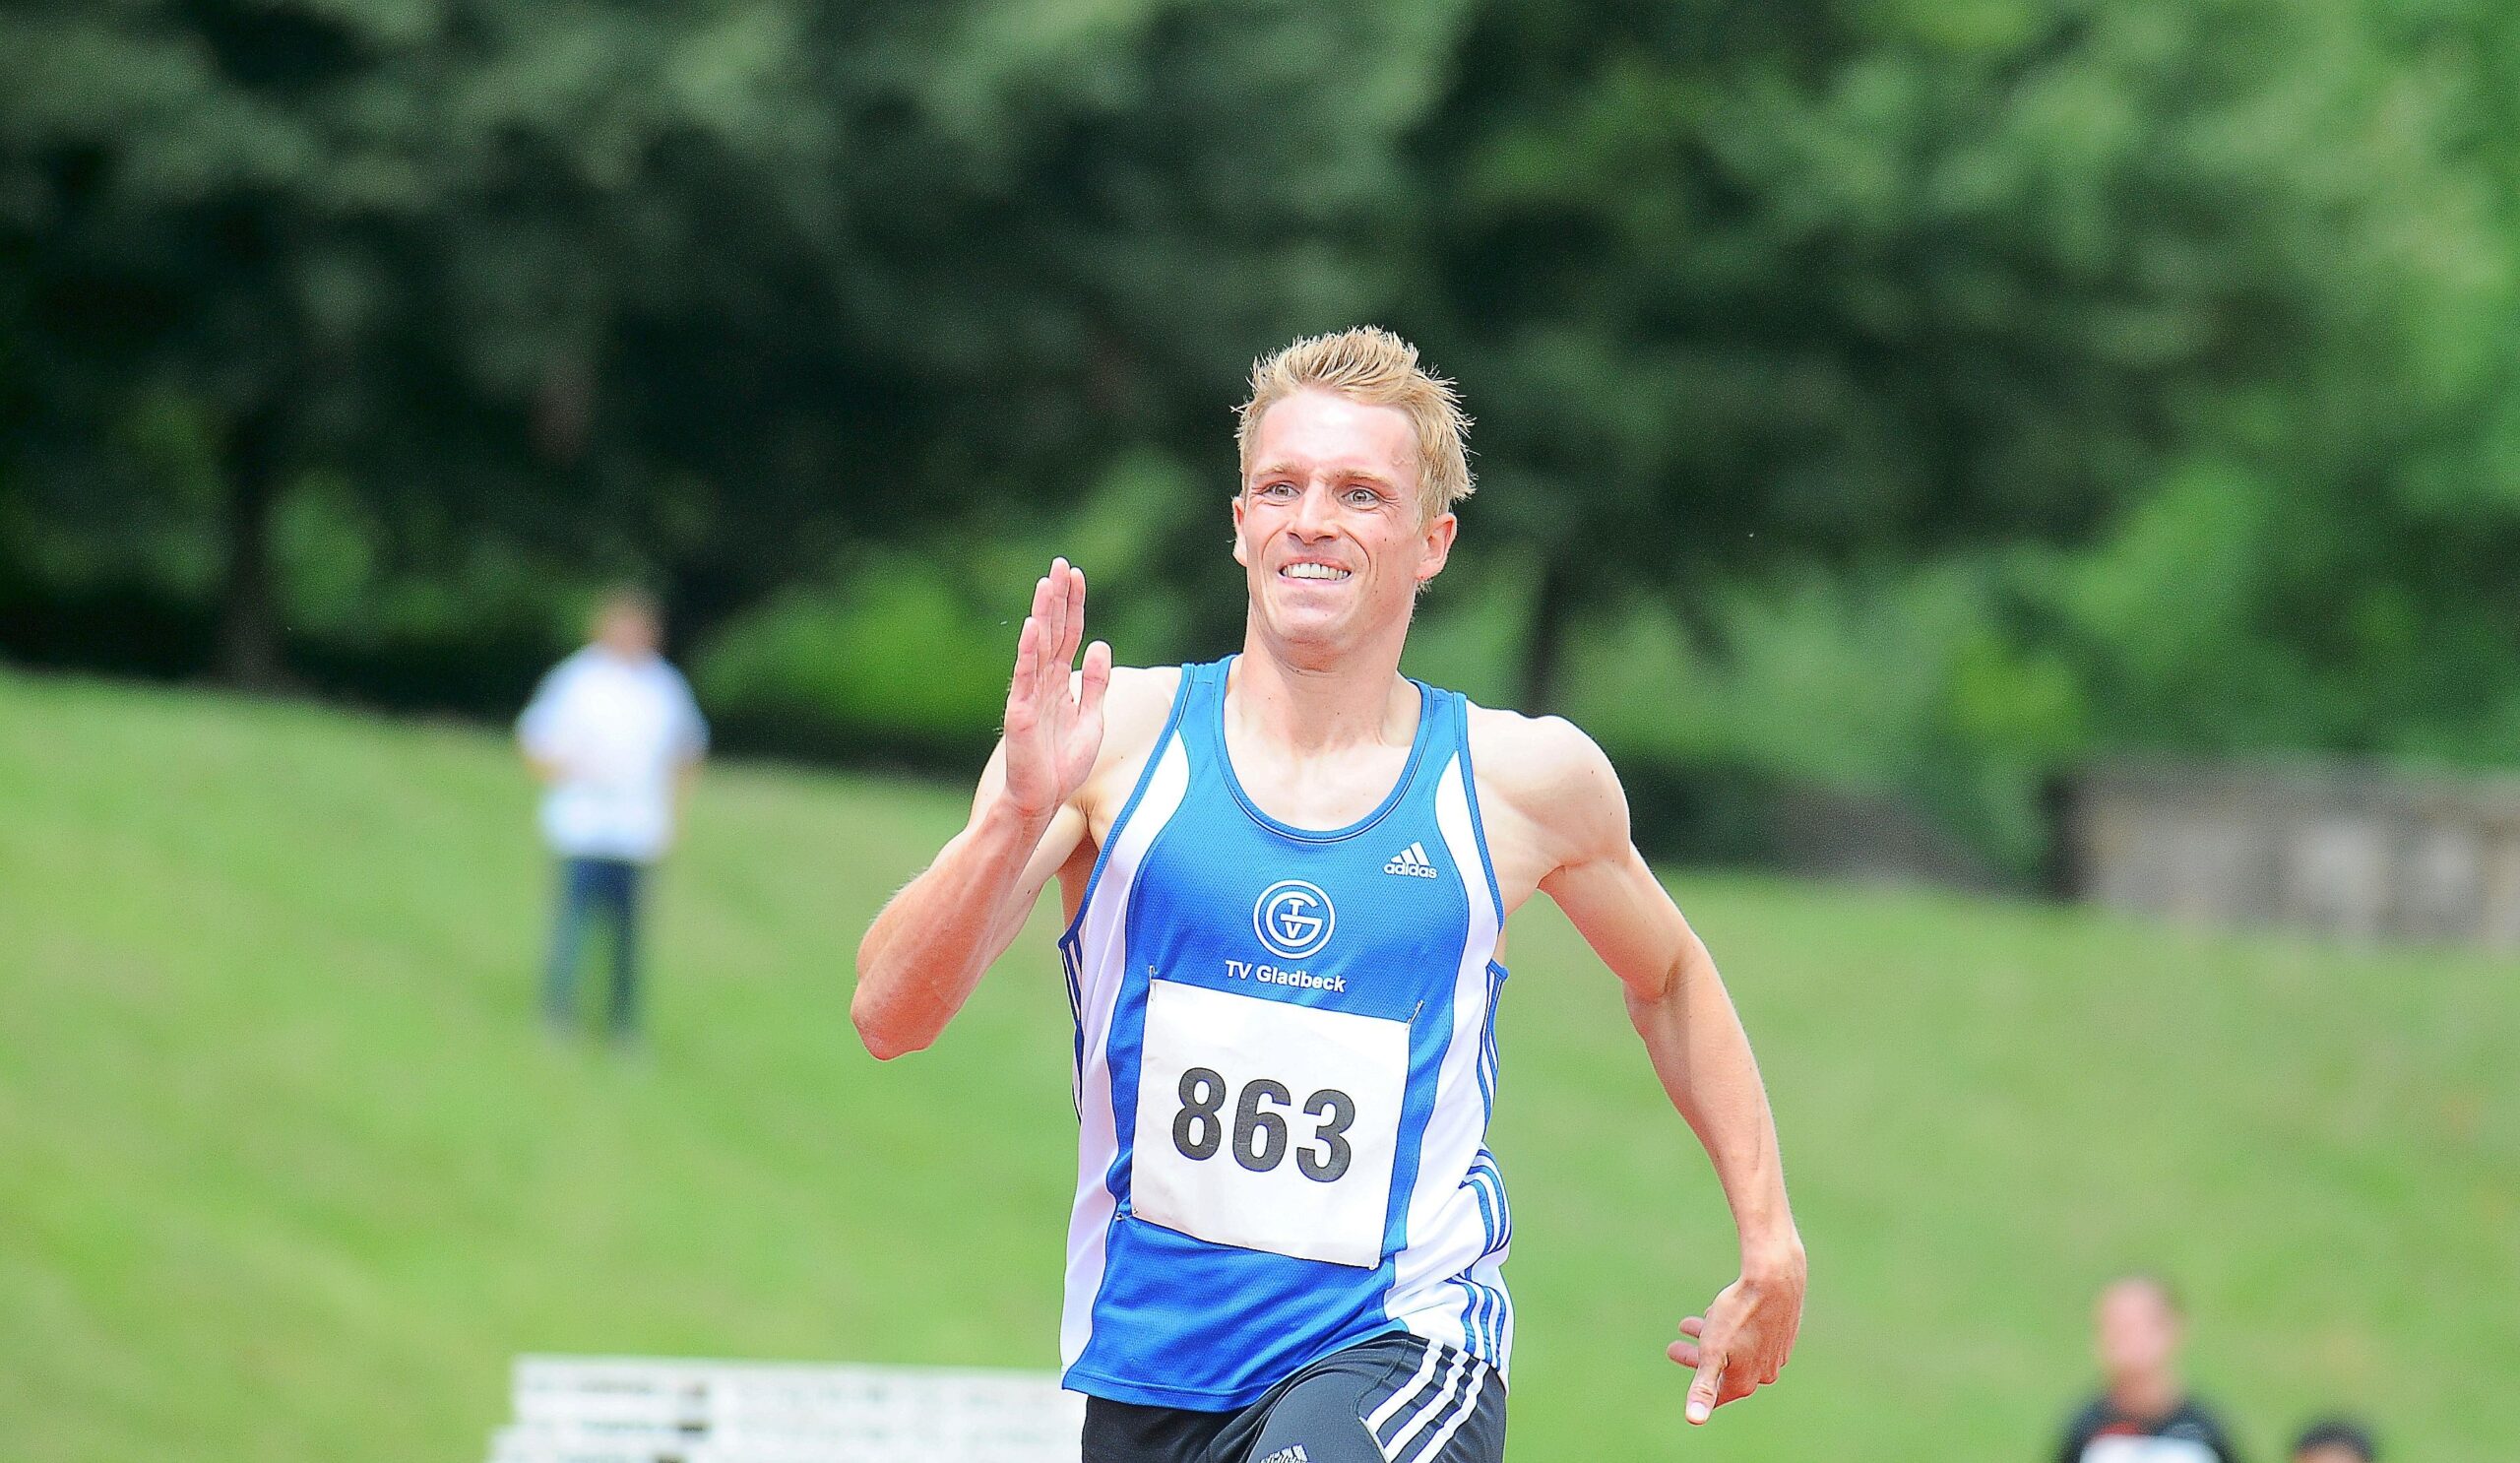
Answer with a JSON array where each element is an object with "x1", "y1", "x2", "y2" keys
[{"x1": 1, "y1": 667, "x2": 2512, "y2": 1461}]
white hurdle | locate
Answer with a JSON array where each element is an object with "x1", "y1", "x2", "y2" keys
[{"x1": 486, "y1": 1355, "x2": 1084, "y2": 1463}]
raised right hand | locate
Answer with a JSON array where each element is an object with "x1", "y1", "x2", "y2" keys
[{"x1": 1001, "y1": 557, "x2": 1112, "y2": 822}]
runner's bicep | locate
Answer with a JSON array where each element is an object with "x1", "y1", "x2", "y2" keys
[{"x1": 1545, "y1": 843, "x2": 1698, "y2": 1003}]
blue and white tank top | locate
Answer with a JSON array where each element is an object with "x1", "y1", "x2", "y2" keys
[{"x1": 1056, "y1": 657, "x2": 1513, "y2": 1411}]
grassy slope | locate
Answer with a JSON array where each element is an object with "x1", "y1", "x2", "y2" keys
[{"x1": 0, "y1": 668, "x2": 2511, "y2": 1462}]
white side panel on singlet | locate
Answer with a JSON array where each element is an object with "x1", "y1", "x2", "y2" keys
[
  {"x1": 1383, "y1": 753, "x2": 1511, "y2": 1374},
  {"x1": 1058, "y1": 735, "x2": 1191, "y2": 1369}
]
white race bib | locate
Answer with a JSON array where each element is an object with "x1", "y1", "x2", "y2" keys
[{"x1": 1131, "y1": 979, "x2": 1409, "y2": 1268}]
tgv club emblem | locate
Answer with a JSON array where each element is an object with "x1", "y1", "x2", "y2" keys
[{"x1": 1253, "y1": 879, "x2": 1336, "y2": 961}]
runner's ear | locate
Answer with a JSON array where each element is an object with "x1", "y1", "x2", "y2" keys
[{"x1": 1414, "y1": 511, "x2": 1457, "y2": 586}]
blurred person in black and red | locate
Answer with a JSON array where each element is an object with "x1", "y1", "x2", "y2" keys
[
  {"x1": 2054, "y1": 1275, "x2": 2243, "y2": 1463},
  {"x1": 2290, "y1": 1419, "x2": 2375, "y2": 1463}
]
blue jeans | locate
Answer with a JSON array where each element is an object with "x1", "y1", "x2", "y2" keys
[{"x1": 542, "y1": 857, "x2": 646, "y2": 1037}]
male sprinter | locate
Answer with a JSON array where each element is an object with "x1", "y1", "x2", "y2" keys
[{"x1": 853, "y1": 328, "x2": 1805, "y2": 1462}]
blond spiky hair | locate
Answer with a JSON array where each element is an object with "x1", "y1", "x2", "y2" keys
[{"x1": 1235, "y1": 327, "x2": 1475, "y2": 523}]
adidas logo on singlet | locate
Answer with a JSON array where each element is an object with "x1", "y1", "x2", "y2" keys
[{"x1": 1383, "y1": 841, "x2": 1440, "y2": 878}]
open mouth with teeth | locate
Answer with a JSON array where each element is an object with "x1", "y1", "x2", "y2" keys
[{"x1": 1279, "y1": 562, "x2": 1353, "y2": 582}]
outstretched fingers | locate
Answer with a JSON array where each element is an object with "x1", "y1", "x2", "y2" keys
[
  {"x1": 1019, "y1": 559, "x2": 1092, "y2": 707},
  {"x1": 1008, "y1": 561, "x2": 1105, "y2": 807},
  {"x1": 1034, "y1": 558, "x2": 1074, "y2": 688},
  {"x1": 1005, "y1": 610, "x2": 1041, "y2": 728},
  {"x1": 1077, "y1": 640, "x2": 1113, "y2": 728},
  {"x1": 1028, "y1": 569, "x2": 1060, "y2": 691},
  {"x1": 1055, "y1": 559, "x2": 1087, "y2": 671}
]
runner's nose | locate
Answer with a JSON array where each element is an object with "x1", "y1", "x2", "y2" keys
[{"x1": 1290, "y1": 481, "x2": 1340, "y2": 540}]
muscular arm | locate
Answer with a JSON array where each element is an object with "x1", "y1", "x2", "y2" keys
[
  {"x1": 1546, "y1": 838, "x2": 1796, "y2": 1263},
  {"x1": 850, "y1": 750, "x2": 1089, "y2": 1060},
  {"x1": 1494, "y1": 715, "x2": 1805, "y2": 1423},
  {"x1": 851, "y1": 559, "x2": 1118, "y2": 1060}
]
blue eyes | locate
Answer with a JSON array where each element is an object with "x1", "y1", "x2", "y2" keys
[{"x1": 1252, "y1": 482, "x2": 1385, "y2": 509}]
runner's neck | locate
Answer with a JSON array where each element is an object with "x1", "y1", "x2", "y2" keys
[{"x1": 1226, "y1": 642, "x2": 1418, "y2": 758}]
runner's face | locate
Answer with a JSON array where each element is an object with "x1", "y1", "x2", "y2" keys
[{"x1": 1232, "y1": 389, "x2": 1454, "y2": 654}]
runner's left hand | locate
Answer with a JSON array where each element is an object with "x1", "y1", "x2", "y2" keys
[{"x1": 1668, "y1": 1244, "x2": 1805, "y2": 1426}]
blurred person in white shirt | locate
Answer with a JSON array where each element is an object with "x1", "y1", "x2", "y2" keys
[{"x1": 517, "y1": 588, "x2": 708, "y2": 1041}]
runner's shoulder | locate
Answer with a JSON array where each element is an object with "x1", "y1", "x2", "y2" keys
[
  {"x1": 1101, "y1": 664, "x2": 1182, "y2": 731},
  {"x1": 1084, "y1": 664, "x2": 1184, "y2": 774},
  {"x1": 1461, "y1": 700, "x2": 1624, "y2": 834}
]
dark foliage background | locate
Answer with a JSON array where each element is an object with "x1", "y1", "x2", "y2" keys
[{"x1": 7, "y1": 0, "x2": 2517, "y2": 873}]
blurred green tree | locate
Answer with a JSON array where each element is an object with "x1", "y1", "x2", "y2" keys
[
  {"x1": 0, "y1": 0, "x2": 1463, "y2": 688},
  {"x1": 1402, "y1": 0, "x2": 2468, "y2": 713},
  {"x1": 5, "y1": 0, "x2": 2517, "y2": 857},
  {"x1": 2019, "y1": 0, "x2": 2520, "y2": 766},
  {"x1": 0, "y1": 0, "x2": 825, "y2": 682},
  {"x1": 623, "y1": 0, "x2": 1464, "y2": 649}
]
